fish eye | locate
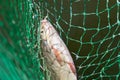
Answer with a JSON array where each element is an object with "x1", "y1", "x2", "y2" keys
[{"x1": 41, "y1": 30, "x2": 44, "y2": 33}]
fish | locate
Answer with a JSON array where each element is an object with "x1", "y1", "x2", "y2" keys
[{"x1": 40, "y1": 16, "x2": 77, "y2": 80}]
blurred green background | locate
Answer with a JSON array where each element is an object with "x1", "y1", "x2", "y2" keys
[
  {"x1": 0, "y1": 0, "x2": 120, "y2": 80},
  {"x1": 0, "y1": 0, "x2": 44, "y2": 80}
]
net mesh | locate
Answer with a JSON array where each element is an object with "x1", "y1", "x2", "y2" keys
[
  {"x1": 0, "y1": 0, "x2": 120, "y2": 80},
  {"x1": 39, "y1": 0, "x2": 120, "y2": 80},
  {"x1": 0, "y1": 0, "x2": 43, "y2": 80}
]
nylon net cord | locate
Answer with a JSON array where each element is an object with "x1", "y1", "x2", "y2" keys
[
  {"x1": 37, "y1": 0, "x2": 120, "y2": 80},
  {"x1": 0, "y1": 0, "x2": 120, "y2": 80}
]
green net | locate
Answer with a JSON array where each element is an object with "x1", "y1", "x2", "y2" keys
[
  {"x1": 0, "y1": 0, "x2": 44, "y2": 80},
  {"x1": 40, "y1": 0, "x2": 120, "y2": 80},
  {"x1": 0, "y1": 0, "x2": 120, "y2": 80}
]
